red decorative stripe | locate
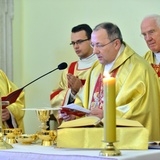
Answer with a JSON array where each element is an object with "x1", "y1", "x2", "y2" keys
[
  {"x1": 81, "y1": 79, "x2": 86, "y2": 85},
  {"x1": 68, "y1": 61, "x2": 77, "y2": 75},
  {"x1": 50, "y1": 62, "x2": 78, "y2": 100},
  {"x1": 50, "y1": 89, "x2": 63, "y2": 100},
  {"x1": 111, "y1": 68, "x2": 119, "y2": 77}
]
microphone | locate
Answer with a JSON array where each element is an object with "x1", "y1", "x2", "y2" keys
[
  {"x1": 58, "y1": 62, "x2": 68, "y2": 70},
  {"x1": 2, "y1": 62, "x2": 68, "y2": 106},
  {"x1": 22, "y1": 62, "x2": 68, "y2": 88}
]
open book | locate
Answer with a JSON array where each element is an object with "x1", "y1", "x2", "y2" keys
[
  {"x1": 2, "y1": 88, "x2": 23, "y2": 109},
  {"x1": 59, "y1": 103, "x2": 91, "y2": 117},
  {"x1": 58, "y1": 116, "x2": 143, "y2": 129}
]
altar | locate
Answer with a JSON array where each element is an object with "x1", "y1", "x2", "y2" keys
[
  {"x1": 0, "y1": 108, "x2": 159, "y2": 159},
  {"x1": 0, "y1": 143, "x2": 160, "y2": 160}
]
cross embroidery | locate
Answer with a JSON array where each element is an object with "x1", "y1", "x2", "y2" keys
[
  {"x1": 151, "y1": 63, "x2": 160, "y2": 77},
  {"x1": 90, "y1": 68, "x2": 118, "y2": 110}
]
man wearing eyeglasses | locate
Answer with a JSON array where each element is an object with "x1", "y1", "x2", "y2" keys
[
  {"x1": 63, "y1": 22, "x2": 160, "y2": 141},
  {"x1": 50, "y1": 24, "x2": 97, "y2": 125},
  {"x1": 140, "y1": 14, "x2": 160, "y2": 77}
]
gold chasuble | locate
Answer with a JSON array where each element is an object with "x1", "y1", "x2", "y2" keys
[
  {"x1": 144, "y1": 51, "x2": 160, "y2": 77},
  {"x1": 0, "y1": 70, "x2": 25, "y2": 132},
  {"x1": 75, "y1": 43, "x2": 160, "y2": 141}
]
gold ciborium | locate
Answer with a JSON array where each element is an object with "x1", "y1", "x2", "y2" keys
[
  {"x1": 36, "y1": 109, "x2": 51, "y2": 131},
  {"x1": 37, "y1": 130, "x2": 57, "y2": 146},
  {"x1": 16, "y1": 134, "x2": 38, "y2": 145},
  {"x1": 3, "y1": 128, "x2": 22, "y2": 144}
]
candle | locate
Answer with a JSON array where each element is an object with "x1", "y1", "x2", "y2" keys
[{"x1": 103, "y1": 74, "x2": 116, "y2": 142}]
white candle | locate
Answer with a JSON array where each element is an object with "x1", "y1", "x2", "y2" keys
[{"x1": 103, "y1": 73, "x2": 116, "y2": 142}]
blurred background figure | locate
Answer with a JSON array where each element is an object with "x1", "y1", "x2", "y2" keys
[
  {"x1": 0, "y1": 70, "x2": 25, "y2": 133},
  {"x1": 141, "y1": 14, "x2": 160, "y2": 77}
]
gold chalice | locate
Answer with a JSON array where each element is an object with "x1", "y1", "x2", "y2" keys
[
  {"x1": 37, "y1": 130, "x2": 57, "y2": 146},
  {"x1": 36, "y1": 109, "x2": 51, "y2": 131},
  {"x1": 3, "y1": 128, "x2": 22, "y2": 144}
]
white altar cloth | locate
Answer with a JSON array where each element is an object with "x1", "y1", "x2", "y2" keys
[{"x1": 0, "y1": 143, "x2": 160, "y2": 160}]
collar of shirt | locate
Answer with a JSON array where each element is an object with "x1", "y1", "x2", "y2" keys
[
  {"x1": 78, "y1": 53, "x2": 97, "y2": 69},
  {"x1": 104, "y1": 44, "x2": 125, "y2": 74},
  {"x1": 80, "y1": 53, "x2": 95, "y2": 61},
  {"x1": 154, "y1": 52, "x2": 160, "y2": 64}
]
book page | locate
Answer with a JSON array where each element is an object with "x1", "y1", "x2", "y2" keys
[
  {"x1": 58, "y1": 116, "x2": 143, "y2": 129},
  {"x1": 60, "y1": 104, "x2": 91, "y2": 116},
  {"x1": 58, "y1": 116, "x2": 101, "y2": 128},
  {"x1": 116, "y1": 118, "x2": 143, "y2": 127},
  {"x1": 101, "y1": 118, "x2": 143, "y2": 127}
]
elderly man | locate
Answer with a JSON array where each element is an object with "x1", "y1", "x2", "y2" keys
[
  {"x1": 61, "y1": 22, "x2": 160, "y2": 141},
  {"x1": 141, "y1": 14, "x2": 160, "y2": 77}
]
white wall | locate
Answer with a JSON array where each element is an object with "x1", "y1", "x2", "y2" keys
[{"x1": 13, "y1": 0, "x2": 160, "y2": 133}]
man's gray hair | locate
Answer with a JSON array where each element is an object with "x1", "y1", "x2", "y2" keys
[
  {"x1": 93, "y1": 22, "x2": 123, "y2": 43},
  {"x1": 143, "y1": 14, "x2": 160, "y2": 27}
]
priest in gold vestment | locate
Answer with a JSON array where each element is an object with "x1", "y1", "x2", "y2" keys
[
  {"x1": 141, "y1": 14, "x2": 160, "y2": 77},
  {"x1": 0, "y1": 70, "x2": 25, "y2": 132},
  {"x1": 60, "y1": 22, "x2": 160, "y2": 141},
  {"x1": 50, "y1": 24, "x2": 97, "y2": 123}
]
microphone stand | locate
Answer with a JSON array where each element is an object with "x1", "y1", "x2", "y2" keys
[
  {"x1": 22, "y1": 67, "x2": 59, "y2": 89},
  {"x1": 2, "y1": 67, "x2": 59, "y2": 107}
]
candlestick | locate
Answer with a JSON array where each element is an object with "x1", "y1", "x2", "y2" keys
[{"x1": 103, "y1": 76, "x2": 116, "y2": 142}]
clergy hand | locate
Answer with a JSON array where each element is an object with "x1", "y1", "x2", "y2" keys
[
  {"x1": 67, "y1": 73, "x2": 83, "y2": 95},
  {"x1": 89, "y1": 108, "x2": 103, "y2": 119},
  {"x1": 2, "y1": 108, "x2": 11, "y2": 122},
  {"x1": 59, "y1": 111, "x2": 76, "y2": 122}
]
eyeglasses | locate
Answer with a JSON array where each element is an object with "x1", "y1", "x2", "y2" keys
[
  {"x1": 70, "y1": 38, "x2": 89, "y2": 45},
  {"x1": 90, "y1": 38, "x2": 118, "y2": 49}
]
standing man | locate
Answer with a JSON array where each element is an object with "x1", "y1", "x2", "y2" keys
[
  {"x1": 60, "y1": 22, "x2": 160, "y2": 141},
  {"x1": 50, "y1": 24, "x2": 97, "y2": 123},
  {"x1": 0, "y1": 70, "x2": 25, "y2": 132},
  {"x1": 140, "y1": 14, "x2": 160, "y2": 77}
]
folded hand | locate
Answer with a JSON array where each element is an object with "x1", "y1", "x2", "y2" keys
[{"x1": 67, "y1": 73, "x2": 83, "y2": 95}]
